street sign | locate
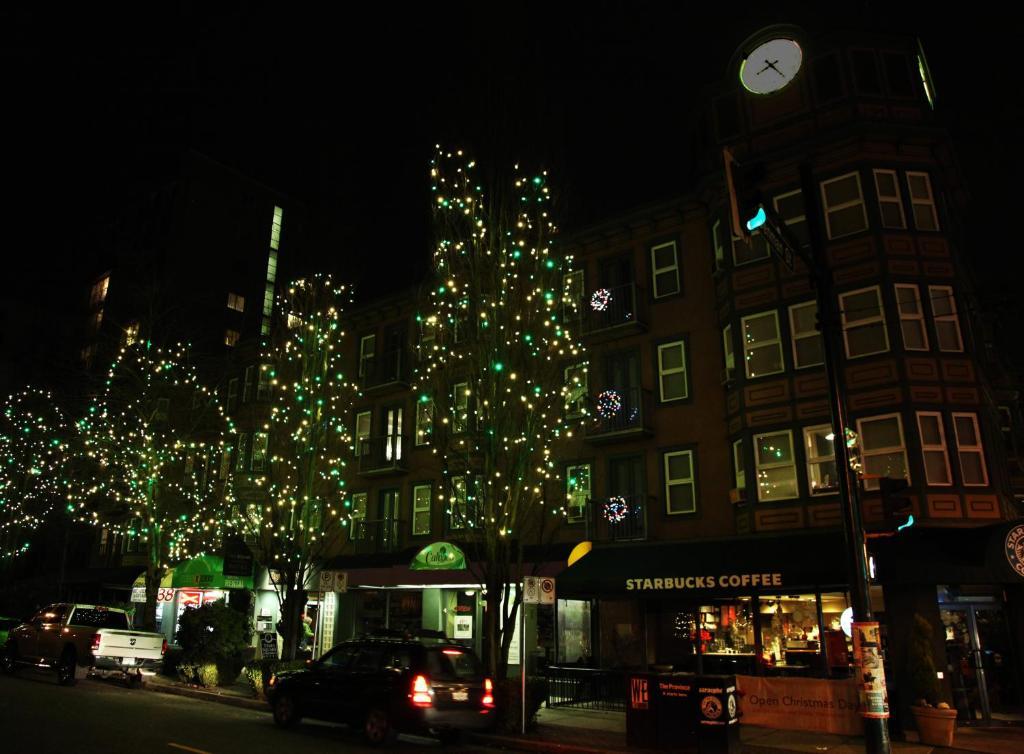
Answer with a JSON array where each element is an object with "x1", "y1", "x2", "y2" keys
[
  {"x1": 259, "y1": 631, "x2": 279, "y2": 661},
  {"x1": 317, "y1": 570, "x2": 348, "y2": 593},
  {"x1": 758, "y1": 212, "x2": 796, "y2": 271},
  {"x1": 523, "y1": 576, "x2": 556, "y2": 605}
]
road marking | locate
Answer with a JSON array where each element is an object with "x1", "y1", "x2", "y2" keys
[{"x1": 168, "y1": 744, "x2": 212, "y2": 754}]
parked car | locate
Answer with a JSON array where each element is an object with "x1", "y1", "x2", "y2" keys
[
  {"x1": 1, "y1": 603, "x2": 166, "y2": 687},
  {"x1": 266, "y1": 633, "x2": 495, "y2": 746}
]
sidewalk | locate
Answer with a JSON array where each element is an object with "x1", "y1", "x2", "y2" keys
[{"x1": 138, "y1": 677, "x2": 1024, "y2": 754}]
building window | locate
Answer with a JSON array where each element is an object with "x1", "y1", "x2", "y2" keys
[
  {"x1": 773, "y1": 189, "x2": 810, "y2": 249},
  {"x1": 664, "y1": 450, "x2": 697, "y2": 515},
  {"x1": 452, "y1": 382, "x2": 470, "y2": 434},
  {"x1": 732, "y1": 231, "x2": 770, "y2": 266},
  {"x1": 418, "y1": 317, "x2": 437, "y2": 360},
  {"x1": 270, "y1": 205, "x2": 283, "y2": 250},
  {"x1": 90, "y1": 309, "x2": 104, "y2": 333},
  {"x1": 90, "y1": 275, "x2": 110, "y2": 307},
  {"x1": 712, "y1": 219, "x2": 725, "y2": 271},
  {"x1": 650, "y1": 241, "x2": 680, "y2": 298},
  {"x1": 358, "y1": 335, "x2": 375, "y2": 379},
  {"x1": 722, "y1": 324, "x2": 735, "y2": 380},
  {"x1": 839, "y1": 286, "x2": 889, "y2": 358},
  {"x1": 873, "y1": 169, "x2": 907, "y2": 230},
  {"x1": 355, "y1": 411, "x2": 371, "y2": 456},
  {"x1": 952, "y1": 413, "x2": 989, "y2": 486},
  {"x1": 565, "y1": 463, "x2": 591, "y2": 523},
  {"x1": 906, "y1": 172, "x2": 940, "y2": 231},
  {"x1": 243, "y1": 366, "x2": 255, "y2": 402},
  {"x1": 251, "y1": 432, "x2": 269, "y2": 473},
  {"x1": 123, "y1": 321, "x2": 140, "y2": 347},
  {"x1": 224, "y1": 329, "x2": 240, "y2": 347},
  {"x1": 350, "y1": 492, "x2": 367, "y2": 540},
  {"x1": 998, "y1": 406, "x2": 1015, "y2": 456},
  {"x1": 856, "y1": 414, "x2": 909, "y2": 490},
  {"x1": 804, "y1": 425, "x2": 838, "y2": 495},
  {"x1": 415, "y1": 397, "x2": 434, "y2": 447},
  {"x1": 741, "y1": 311, "x2": 784, "y2": 379},
  {"x1": 753, "y1": 431, "x2": 798, "y2": 501},
  {"x1": 733, "y1": 439, "x2": 746, "y2": 491},
  {"x1": 227, "y1": 378, "x2": 239, "y2": 412},
  {"x1": 235, "y1": 433, "x2": 250, "y2": 472},
  {"x1": 788, "y1": 301, "x2": 824, "y2": 369},
  {"x1": 562, "y1": 269, "x2": 584, "y2": 321},
  {"x1": 895, "y1": 285, "x2": 929, "y2": 351},
  {"x1": 449, "y1": 475, "x2": 474, "y2": 530},
  {"x1": 564, "y1": 364, "x2": 588, "y2": 418},
  {"x1": 821, "y1": 172, "x2": 868, "y2": 240},
  {"x1": 916, "y1": 412, "x2": 951, "y2": 486},
  {"x1": 227, "y1": 292, "x2": 246, "y2": 312},
  {"x1": 657, "y1": 341, "x2": 689, "y2": 402},
  {"x1": 412, "y1": 484, "x2": 432, "y2": 536},
  {"x1": 928, "y1": 285, "x2": 963, "y2": 352}
]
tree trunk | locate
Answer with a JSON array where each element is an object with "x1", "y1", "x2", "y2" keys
[
  {"x1": 141, "y1": 528, "x2": 163, "y2": 631},
  {"x1": 279, "y1": 580, "x2": 307, "y2": 661}
]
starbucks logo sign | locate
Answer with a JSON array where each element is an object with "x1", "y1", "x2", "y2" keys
[{"x1": 1006, "y1": 525, "x2": 1024, "y2": 579}]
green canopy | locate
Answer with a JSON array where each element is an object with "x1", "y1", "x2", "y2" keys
[
  {"x1": 410, "y1": 541, "x2": 467, "y2": 571},
  {"x1": 171, "y1": 554, "x2": 254, "y2": 590}
]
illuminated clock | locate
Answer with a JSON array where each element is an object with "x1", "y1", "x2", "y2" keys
[{"x1": 739, "y1": 38, "x2": 803, "y2": 95}]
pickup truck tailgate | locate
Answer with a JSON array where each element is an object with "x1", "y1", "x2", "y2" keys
[{"x1": 96, "y1": 630, "x2": 164, "y2": 660}]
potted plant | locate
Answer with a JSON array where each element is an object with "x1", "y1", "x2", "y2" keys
[{"x1": 906, "y1": 613, "x2": 956, "y2": 746}]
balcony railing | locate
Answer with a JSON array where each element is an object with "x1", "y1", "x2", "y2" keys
[
  {"x1": 582, "y1": 282, "x2": 647, "y2": 339},
  {"x1": 585, "y1": 494, "x2": 648, "y2": 542},
  {"x1": 361, "y1": 348, "x2": 410, "y2": 391},
  {"x1": 349, "y1": 518, "x2": 402, "y2": 554},
  {"x1": 357, "y1": 434, "x2": 408, "y2": 475},
  {"x1": 584, "y1": 387, "x2": 653, "y2": 442}
]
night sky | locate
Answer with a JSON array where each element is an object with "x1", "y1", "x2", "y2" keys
[{"x1": 2, "y1": 2, "x2": 1021, "y2": 391}]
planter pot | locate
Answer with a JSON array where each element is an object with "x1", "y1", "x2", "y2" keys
[{"x1": 911, "y1": 705, "x2": 957, "y2": 747}]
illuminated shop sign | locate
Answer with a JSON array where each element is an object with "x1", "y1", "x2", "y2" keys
[{"x1": 625, "y1": 572, "x2": 784, "y2": 591}]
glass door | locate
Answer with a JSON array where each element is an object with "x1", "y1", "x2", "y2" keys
[{"x1": 940, "y1": 606, "x2": 985, "y2": 722}]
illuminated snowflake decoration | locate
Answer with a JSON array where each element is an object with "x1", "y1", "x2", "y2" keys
[
  {"x1": 590, "y1": 288, "x2": 612, "y2": 311},
  {"x1": 596, "y1": 389, "x2": 623, "y2": 419},
  {"x1": 604, "y1": 496, "x2": 629, "y2": 524}
]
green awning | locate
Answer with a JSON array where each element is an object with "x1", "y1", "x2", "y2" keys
[
  {"x1": 171, "y1": 554, "x2": 254, "y2": 590},
  {"x1": 410, "y1": 542, "x2": 466, "y2": 571}
]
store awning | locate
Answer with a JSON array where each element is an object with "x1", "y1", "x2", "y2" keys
[
  {"x1": 870, "y1": 519, "x2": 1024, "y2": 586},
  {"x1": 558, "y1": 531, "x2": 849, "y2": 598},
  {"x1": 171, "y1": 555, "x2": 254, "y2": 590}
]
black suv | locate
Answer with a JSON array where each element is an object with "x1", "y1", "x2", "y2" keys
[{"x1": 266, "y1": 633, "x2": 495, "y2": 745}]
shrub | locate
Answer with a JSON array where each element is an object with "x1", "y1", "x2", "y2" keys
[
  {"x1": 907, "y1": 613, "x2": 942, "y2": 706},
  {"x1": 176, "y1": 599, "x2": 252, "y2": 686},
  {"x1": 495, "y1": 677, "x2": 547, "y2": 732},
  {"x1": 162, "y1": 646, "x2": 184, "y2": 678},
  {"x1": 242, "y1": 658, "x2": 310, "y2": 699},
  {"x1": 196, "y1": 663, "x2": 219, "y2": 688}
]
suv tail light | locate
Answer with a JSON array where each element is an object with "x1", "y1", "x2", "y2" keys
[
  {"x1": 161, "y1": 638, "x2": 168, "y2": 656},
  {"x1": 410, "y1": 674, "x2": 433, "y2": 707},
  {"x1": 482, "y1": 677, "x2": 495, "y2": 708},
  {"x1": 90, "y1": 634, "x2": 101, "y2": 652}
]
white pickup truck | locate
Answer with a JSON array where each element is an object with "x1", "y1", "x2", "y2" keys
[{"x1": 1, "y1": 602, "x2": 166, "y2": 687}]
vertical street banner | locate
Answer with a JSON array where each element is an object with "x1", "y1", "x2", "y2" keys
[{"x1": 852, "y1": 622, "x2": 889, "y2": 719}]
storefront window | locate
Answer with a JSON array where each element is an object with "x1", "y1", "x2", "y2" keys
[
  {"x1": 820, "y1": 592, "x2": 853, "y2": 676},
  {"x1": 557, "y1": 599, "x2": 592, "y2": 665},
  {"x1": 700, "y1": 598, "x2": 757, "y2": 675},
  {"x1": 648, "y1": 603, "x2": 698, "y2": 672},
  {"x1": 759, "y1": 594, "x2": 824, "y2": 674}
]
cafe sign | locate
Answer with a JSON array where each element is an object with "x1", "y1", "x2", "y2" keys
[
  {"x1": 1005, "y1": 524, "x2": 1024, "y2": 579},
  {"x1": 410, "y1": 542, "x2": 466, "y2": 571},
  {"x1": 626, "y1": 572, "x2": 784, "y2": 591}
]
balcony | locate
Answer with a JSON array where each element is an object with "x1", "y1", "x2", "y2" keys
[
  {"x1": 349, "y1": 518, "x2": 403, "y2": 554},
  {"x1": 357, "y1": 435, "x2": 408, "y2": 476},
  {"x1": 584, "y1": 387, "x2": 653, "y2": 443},
  {"x1": 361, "y1": 348, "x2": 410, "y2": 392},
  {"x1": 584, "y1": 494, "x2": 649, "y2": 542},
  {"x1": 582, "y1": 282, "x2": 647, "y2": 342}
]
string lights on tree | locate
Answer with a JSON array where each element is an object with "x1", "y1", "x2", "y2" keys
[
  {"x1": 413, "y1": 146, "x2": 587, "y2": 680},
  {"x1": 68, "y1": 342, "x2": 233, "y2": 629}
]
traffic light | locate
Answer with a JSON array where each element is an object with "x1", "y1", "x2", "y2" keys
[
  {"x1": 723, "y1": 147, "x2": 766, "y2": 238},
  {"x1": 880, "y1": 477, "x2": 914, "y2": 533}
]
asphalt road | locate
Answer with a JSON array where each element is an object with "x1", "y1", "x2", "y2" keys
[{"x1": 0, "y1": 669, "x2": 504, "y2": 754}]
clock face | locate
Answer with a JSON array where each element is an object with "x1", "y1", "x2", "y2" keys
[{"x1": 739, "y1": 38, "x2": 803, "y2": 95}]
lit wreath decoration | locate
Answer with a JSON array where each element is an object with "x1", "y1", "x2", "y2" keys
[
  {"x1": 596, "y1": 389, "x2": 623, "y2": 419},
  {"x1": 604, "y1": 496, "x2": 630, "y2": 523},
  {"x1": 590, "y1": 288, "x2": 612, "y2": 311}
]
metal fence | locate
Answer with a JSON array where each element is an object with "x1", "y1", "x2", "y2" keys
[{"x1": 544, "y1": 666, "x2": 626, "y2": 711}]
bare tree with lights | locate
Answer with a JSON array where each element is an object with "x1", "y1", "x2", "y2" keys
[
  {"x1": 69, "y1": 343, "x2": 233, "y2": 629},
  {"x1": 230, "y1": 275, "x2": 359, "y2": 660},
  {"x1": 0, "y1": 388, "x2": 71, "y2": 563},
  {"x1": 414, "y1": 147, "x2": 587, "y2": 681}
]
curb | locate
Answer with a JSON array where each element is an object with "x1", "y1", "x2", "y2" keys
[
  {"x1": 145, "y1": 679, "x2": 268, "y2": 713},
  {"x1": 467, "y1": 733, "x2": 625, "y2": 754}
]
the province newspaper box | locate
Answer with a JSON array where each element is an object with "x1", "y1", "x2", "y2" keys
[{"x1": 627, "y1": 673, "x2": 738, "y2": 751}]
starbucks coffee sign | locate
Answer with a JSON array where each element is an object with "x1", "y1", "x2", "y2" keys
[
  {"x1": 1006, "y1": 524, "x2": 1024, "y2": 579},
  {"x1": 410, "y1": 541, "x2": 467, "y2": 571}
]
